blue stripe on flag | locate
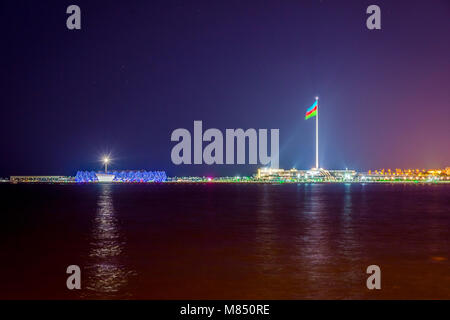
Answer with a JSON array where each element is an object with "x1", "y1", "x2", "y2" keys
[{"x1": 306, "y1": 100, "x2": 317, "y2": 113}]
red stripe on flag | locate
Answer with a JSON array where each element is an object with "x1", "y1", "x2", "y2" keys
[{"x1": 305, "y1": 105, "x2": 317, "y2": 117}]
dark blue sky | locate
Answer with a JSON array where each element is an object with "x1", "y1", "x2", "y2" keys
[{"x1": 1, "y1": 0, "x2": 449, "y2": 177}]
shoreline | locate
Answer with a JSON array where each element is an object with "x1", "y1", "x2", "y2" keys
[{"x1": 2, "y1": 180, "x2": 449, "y2": 185}]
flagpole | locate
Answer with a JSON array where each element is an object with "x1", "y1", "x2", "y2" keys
[{"x1": 315, "y1": 96, "x2": 319, "y2": 169}]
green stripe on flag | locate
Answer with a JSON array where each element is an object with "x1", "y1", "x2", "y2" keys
[{"x1": 305, "y1": 109, "x2": 317, "y2": 120}]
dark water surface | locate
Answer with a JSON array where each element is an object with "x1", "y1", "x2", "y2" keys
[{"x1": 0, "y1": 183, "x2": 449, "y2": 299}]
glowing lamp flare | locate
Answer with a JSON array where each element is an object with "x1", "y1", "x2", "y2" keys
[{"x1": 102, "y1": 156, "x2": 111, "y2": 173}]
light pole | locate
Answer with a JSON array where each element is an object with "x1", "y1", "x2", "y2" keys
[
  {"x1": 102, "y1": 156, "x2": 110, "y2": 173},
  {"x1": 315, "y1": 96, "x2": 319, "y2": 169}
]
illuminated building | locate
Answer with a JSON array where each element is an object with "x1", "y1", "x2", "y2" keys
[
  {"x1": 75, "y1": 170, "x2": 167, "y2": 183},
  {"x1": 96, "y1": 173, "x2": 115, "y2": 182},
  {"x1": 256, "y1": 168, "x2": 357, "y2": 182},
  {"x1": 361, "y1": 168, "x2": 450, "y2": 182}
]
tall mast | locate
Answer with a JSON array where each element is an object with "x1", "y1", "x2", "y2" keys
[{"x1": 315, "y1": 96, "x2": 319, "y2": 169}]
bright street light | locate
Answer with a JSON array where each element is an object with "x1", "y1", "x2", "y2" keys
[{"x1": 102, "y1": 156, "x2": 110, "y2": 173}]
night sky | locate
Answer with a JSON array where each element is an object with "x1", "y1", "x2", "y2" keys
[{"x1": 1, "y1": 0, "x2": 449, "y2": 177}]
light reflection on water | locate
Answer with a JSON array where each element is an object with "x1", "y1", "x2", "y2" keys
[
  {"x1": 83, "y1": 184, "x2": 135, "y2": 298},
  {"x1": 254, "y1": 184, "x2": 372, "y2": 298},
  {"x1": 1, "y1": 183, "x2": 448, "y2": 299},
  {"x1": 300, "y1": 184, "x2": 336, "y2": 298},
  {"x1": 71, "y1": 183, "x2": 449, "y2": 299}
]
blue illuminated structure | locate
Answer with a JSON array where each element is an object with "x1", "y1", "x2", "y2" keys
[
  {"x1": 75, "y1": 171, "x2": 98, "y2": 182},
  {"x1": 75, "y1": 170, "x2": 167, "y2": 183}
]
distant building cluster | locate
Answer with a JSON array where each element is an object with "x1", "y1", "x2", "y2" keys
[
  {"x1": 9, "y1": 176, "x2": 73, "y2": 183},
  {"x1": 255, "y1": 167, "x2": 450, "y2": 182},
  {"x1": 4, "y1": 167, "x2": 449, "y2": 184},
  {"x1": 363, "y1": 168, "x2": 450, "y2": 182},
  {"x1": 167, "y1": 176, "x2": 252, "y2": 183}
]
